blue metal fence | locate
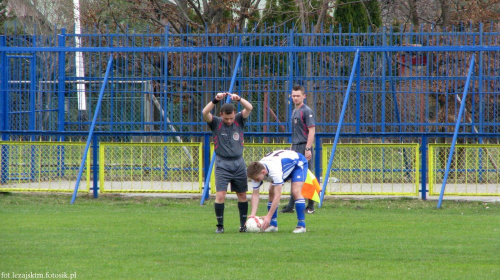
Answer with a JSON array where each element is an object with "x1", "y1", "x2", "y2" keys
[
  {"x1": 1, "y1": 25, "x2": 499, "y2": 140},
  {"x1": 1, "y1": 26, "x2": 499, "y2": 140}
]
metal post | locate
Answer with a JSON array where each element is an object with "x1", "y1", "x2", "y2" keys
[
  {"x1": 314, "y1": 136, "x2": 321, "y2": 181},
  {"x1": 92, "y1": 134, "x2": 99, "y2": 198},
  {"x1": 57, "y1": 29, "x2": 66, "y2": 141},
  {"x1": 203, "y1": 133, "x2": 211, "y2": 200},
  {"x1": 478, "y1": 23, "x2": 484, "y2": 136},
  {"x1": 0, "y1": 35, "x2": 8, "y2": 139},
  {"x1": 163, "y1": 25, "x2": 170, "y2": 136},
  {"x1": 384, "y1": 52, "x2": 402, "y2": 130},
  {"x1": 437, "y1": 54, "x2": 476, "y2": 208},
  {"x1": 355, "y1": 53, "x2": 361, "y2": 134},
  {"x1": 71, "y1": 55, "x2": 114, "y2": 204},
  {"x1": 288, "y1": 29, "x2": 294, "y2": 141},
  {"x1": 0, "y1": 36, "x2": 7, "y2": 184},
  {"x1": 381, "y1": 29, "x2": 387, "y2": 135},
  {"x1": 420, "y1": 135, "x2": 427, "y2": 200},
  {"x1": 29, "y1": 53, "x2": 36, "y2": 133},
  {"x1": 319, "y1": 50, "x2": 360, "y2": 208}
]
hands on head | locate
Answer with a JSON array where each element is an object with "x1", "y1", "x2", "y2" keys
[{"x1": 216, "y1": 92, "x2": 241, "y2": 102}]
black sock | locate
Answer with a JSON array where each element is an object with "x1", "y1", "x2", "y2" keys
[
  {"x1": 307, "y1": 199, "x2": 315, "y2": 209},
  {"x1": 286, "y1": 195, "x2": 295, "y2": 209},
  {"x1": 215, "y1": 203, "x2": 224, "y2": 227},
  {"x1": 238, "y1": 201, "x2": 248, "y2": 227}
]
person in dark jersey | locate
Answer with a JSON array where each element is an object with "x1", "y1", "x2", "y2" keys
[
  {"x1": 202, "y1": 92, "x2": 253, "y2": 233},
  {"x1": 280, "y1": 84, "x2": 316, "y2": 214}
]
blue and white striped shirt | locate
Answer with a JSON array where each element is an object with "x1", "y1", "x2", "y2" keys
[{"x1": 251, "y1": 150, "x2": 305, "y2": 189}]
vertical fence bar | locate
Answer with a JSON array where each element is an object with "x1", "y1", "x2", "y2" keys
[
  {"x1": 384, "y1": 52, "x2": 402, "y2": 131},
  {"x1": 288, "y1": 29, "x2": 294, "y2": 142},
  {"x1": 381, "y1": 28, "x2": 387, "y2": 135},
  {"x1": 29, "y1": 54, "x2": 36, "y2": 133},
  {"x1": 319, "y1": 49, "x2": 360, "y2": 208},
  {"x1": 163, "y1": 25, "x2": 169, "y2": 137},
  {"x1": 0, "y1": 143, "x2": 7, "y2": 184},
  {"x1": 355, "y1": 52, "x2": 361, "y2": 134},
  {"x1": 0, "y1": 35, "x2": 7, "y2": 184},
  {"x1": 478, "y1": 23, "x2": 484, "y2": 136},
  {"x1": 420, "y1": 135, "x2": 427, "y2": 200},
  {"x1": 203, "y1": 133, "x2": 211, "y2": 193},
  {"x1": 92, "y1": 134, "x2": 99, "y2": 198},
  {"x1": 437, "y1": 54, "x2": 475, "y2": 208},
  {"x1": 57, "y1": 29, "x2": 66, "y2": 140},
  {"x1": 71, "y1": 55, "x2": 114, "y2": 204},
  {"x1": 0, "y1": 35, "x2": 8, "y2": 139}
]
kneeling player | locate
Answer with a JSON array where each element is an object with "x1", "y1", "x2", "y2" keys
[{"x1": 246, "y1": 150, "x2": 307, "y2": 233}]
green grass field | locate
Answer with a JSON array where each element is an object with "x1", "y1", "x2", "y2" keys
[{"x1": 0, "y1": 193, "x2": 499, "y2": 280}]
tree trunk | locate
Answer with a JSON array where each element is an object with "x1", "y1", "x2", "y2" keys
[
  {"x1": 409, "y1": 0, "x2": 419, "y2": 27},
  {"x1": 439, "y1": 0, "x2": 450, "y2": 27}
]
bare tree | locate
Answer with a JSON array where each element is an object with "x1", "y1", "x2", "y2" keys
[
  {"x1": 6, "y1": 0, "x2": 73, "y2": 34},
  {"x1": 293, "y1": 0, "x2": 334, "y2": 100},
  {"x1": 438, "y1": 0, "x2": 450, "y2": 27},
  {"x1": 380, "y1": 0, "x2": 500, "y2": 30},
  {"x1": 408, "y1": 0, "x2": 419, "y2": 27},
  {"x1": 8, "y1": 0, "x2": 500, "y2": 36}
]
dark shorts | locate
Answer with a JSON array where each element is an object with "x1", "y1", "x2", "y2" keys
[
  {"x1": 215, "y1": 156, "x2": 248, "y2": 193},
  {"x1": 291, "y1": 143, "x2": 312, "y2": 167}
]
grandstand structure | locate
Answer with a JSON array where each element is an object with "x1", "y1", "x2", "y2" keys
[{"x1": 0, "y1": 24, "x2": 499, "y2": 201}]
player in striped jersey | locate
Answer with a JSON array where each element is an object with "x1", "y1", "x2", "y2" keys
[{"x1": 246, "y1": 150, "x2": 307, "y2": 233}]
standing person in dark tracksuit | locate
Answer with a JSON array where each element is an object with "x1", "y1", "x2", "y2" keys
[
  {"x1": 280, "y1": 84, "x2": 316, "y2": 214},
  {"x1": 202, "y1": 92, "x2": 253, "y2": 233}
]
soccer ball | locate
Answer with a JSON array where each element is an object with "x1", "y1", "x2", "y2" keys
[{"x1": 245, "y1": 216, "x2": 264, "y2": 233}]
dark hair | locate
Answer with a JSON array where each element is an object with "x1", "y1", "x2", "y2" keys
[
  {"x1": 292, "y1": 84, "x2": 305, "y2": 93},
  {"x1": 220, "y1": 103, "x2": 236, "y2": 115}
]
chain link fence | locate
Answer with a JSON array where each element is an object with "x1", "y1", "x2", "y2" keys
[
  {"x1": 321, "y1": 143, "x2": 420, "y2": 195},
  {"x1": 3, "y1": 141, "x2": 500, "y2": 196},
  {"x1": 0, "y1": 142, "x2": 90, "y2": 192},
  {"x1": 429, "y1": 144, "x2": 500, "y2": 195},
  {"x1": 99, "y1": 142, "x2": 202, "y2": 193}
]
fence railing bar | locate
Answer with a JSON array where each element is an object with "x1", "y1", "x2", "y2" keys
[
  {"x1": 70, "y1": 55, "x2": 114, "y2": 204},
  {"x1": 437, "y1": 54, "x2": 476, "y2": 209},
  {"x1": 319, "y1": 49, "x2": 360, "y2": 208}
]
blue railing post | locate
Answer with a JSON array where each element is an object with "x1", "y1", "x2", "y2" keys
[
  {"x1": 314, "y1": 136, "x2": 321, "y2": 182},
  {"x1": 0, "y1": 143, "x2": 7, "y2": 184},
  {"x1": 71, "y1": 55, "x2": 114, "y2": 204},
  {"x1": 0, "y1": 35, "x2": 7, "y2": 183},
  {"x1": 57, "y1": 29, "x2": 66, "y2": 141},
  {"x1": 319, "y1": 50, "x2": 360, "y2": 208},
  {"x1": 420, "y1": 135, "x2": 427, "y2": 200},
  {"x1": 381, "y1": 28, "x2": 387, "y2": 135},
  {"x1": 92, "y1": 134, "x2": 99, "y2": 198},
  {"x1": 203, "y1": 133, "x2": 211, "y2": 200},
  {"x1": 29, "y1": 55, "x2": 36, "y2": 133},
  {"x1": 478, "y1": 23, "x2": 484, "y2": 137},
  {"x1": 384, "y1": 52, "x2": 402, "y2": 131},
  {"x1": 0, "y1": 35, "x2": 9, "y2": 139},
  {"x1": 163, "y1": 25, "x2": 170, "y2": 135},
  {"x1": 355, "y1": 52, "x2": 361, "y2": 134},
  {"x1": 437, "y1": 54, "x2": 476, "y2": 208},
  {"x1": 56, "y1": 30, "x2": 67, "y2": 179},
  {"x1": 477, "y1": 24, "x2": 485, "y2": 183},
  {"x1": 287, "y1": 29, "x2": 294, "y2": 141}
]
